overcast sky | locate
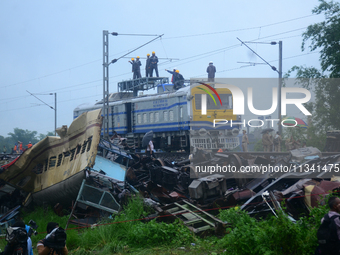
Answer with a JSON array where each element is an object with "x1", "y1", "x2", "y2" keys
[{"x1": 0, "y1": 0, "x2": 325, "y2": 137}]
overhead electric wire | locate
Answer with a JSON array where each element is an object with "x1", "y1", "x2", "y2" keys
[
  {"x1": 163, "y1": 14, "x2": 318, "y2": 39},
  {"x1": 1, "y1": 13, "x2": 317, "y2": 90}
]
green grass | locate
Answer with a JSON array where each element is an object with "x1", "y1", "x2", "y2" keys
[{"x1": 0, "y1": 197, "x2": 331, "y2": 255}]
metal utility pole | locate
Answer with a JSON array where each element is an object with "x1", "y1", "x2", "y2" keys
[
  {"x1": 54, "y1": 93, "x2": 57, "y2": 136},
  {"x1": 102, "y1": 30, "x2": 162, "y2": 139},
  {"x1": 278, "y1": 41, "x2": 282, "y2": 136},
  {"x1": 103, "y1": 30, "x2": 110, "y2": 139}
]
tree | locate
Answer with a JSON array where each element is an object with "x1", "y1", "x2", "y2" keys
[
  {"x1": 7, "y1": 128, "x2": 39, "y2": 147},
  {"x1": 287, "y1": 0, "x2": 340, "y2": 134},
  {"x1": 38, "y1": 131, "x2": 55, "y2": 140},
  {"x1": 302, "y1": 0, "x2": 340, "y2": 77}
]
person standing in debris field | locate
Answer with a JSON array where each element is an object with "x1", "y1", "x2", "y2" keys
[
  {"x1": 207, "y1": 61, "x2": 216, "y2": 82},
  {"x1": 134, "y1": 56, "x2": 142, "y2": 79},
  {"x1": 149, "y1": 51, "x2": 159, "y2": 77},
  {"x1": 315, "y1": 196, "x2": 340, "y2": 254},
  {"x1": 145, "y1": 53, "x2": 151, "y2": 77},
  {"x1": 2, "y1": 145, "x2": 7, "y2": 154},
  {"x1": 262, "y1": 131, "x2": 272, "y2": 152},
  {"x1": 146, "y1": 140, "x2": 154, "y2": 158},
  {"x1": 242, "y1": 130, "x2": 249, "y2": 152},
  {"x1": 274, "y1": 131, "x2": 282, "y2": 152}
]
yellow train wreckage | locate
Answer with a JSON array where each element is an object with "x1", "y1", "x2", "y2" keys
[
  {"x1": 0, "y1": 109, "x2": 133, "y2": 228},
  {"x1": 2, "y1": 108, "x2": 340, "y2": 235}
]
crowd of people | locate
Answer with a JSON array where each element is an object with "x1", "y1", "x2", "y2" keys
[
  {"x1": 262, "y1": 130, "x2": 305, "y2": 152},
  {"x1": 2, "y1": 141, "x2": 33, "y2": 155},
  {"x1": 239, "y1": 129, "x2": 307, "y2": 152},
  {"x1": 1, "y1": 221, "x2": 67, "y2": 255}
]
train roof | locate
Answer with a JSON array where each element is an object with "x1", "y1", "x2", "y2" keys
[{"x1": 74, "y1": 85, "x2": 191, "y2": 112}]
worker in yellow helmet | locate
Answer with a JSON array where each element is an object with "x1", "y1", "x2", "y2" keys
[
  {"x1": 149, "y1": 51, "x2": 159, "y2": 77},
  {"x1": 145, "y1": 54, "x2": 151, "y2": 77},
  {"x1": 134, "y1": 56, "x2": 142, "y2": 79},
  {"x1": 165, "y1": 68, "x2": 184, "y2": 90}
]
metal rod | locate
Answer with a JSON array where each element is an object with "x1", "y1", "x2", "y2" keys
[
  {"x1": 55, "y1": 93, "x2": 57, "y2": 136},
  {"x1": 278, "y1": 41, "x2": 283, "y2": 136}
]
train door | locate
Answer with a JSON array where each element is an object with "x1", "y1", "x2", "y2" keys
[{"x1": 126, "y1": 103, "x2": 132, "y2": 133}]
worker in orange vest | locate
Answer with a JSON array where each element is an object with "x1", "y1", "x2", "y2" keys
[
  {"x1": 26, "y1": 142, "x2": 32, "y2": 149},
  {"x1": 13, "y1": 143, "x2": 17, "y2": 154},
  {"x1": 18, "y1": 141, "x2": 23, "y2": 153}
]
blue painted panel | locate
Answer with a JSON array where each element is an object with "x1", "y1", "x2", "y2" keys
[{"x1": 93, "y1": 155, "x2": 126, "y2": 182}]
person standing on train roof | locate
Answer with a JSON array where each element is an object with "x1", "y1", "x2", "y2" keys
[
  {"x1": 145, "y1": 53, "x2": 151, "y2": 77},
  {"x1": 134, "y1": 56, "x2": 142, "y2": 78},
  {"x1": 207, "y1": 61, "x2": 216, "y2": 82},
  {"x1": 129, "y1": 58, "x2": 136, "y2": 79},
  {"x1": 149, "y1": 51, "x2": 159, "y2": 77}
]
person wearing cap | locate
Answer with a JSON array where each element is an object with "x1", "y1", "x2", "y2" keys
[
  {"x1": 149, "y1": 51, "x2": 159, "y2": 77},
  {"x1": 145, "y1": 54, "x2": 151, "y2": 77},
  {"x1": 206, "y1": 61, "x2": 216, "y2": 82}
]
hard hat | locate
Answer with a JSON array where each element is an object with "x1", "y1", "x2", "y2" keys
[
  {"x1": 152, "y1": 51, "x2": 155, "y2": 54},
  {"x1": 209, "y1": 61, "x2": 213, "y2": 64},
  {"x1": 147, "y1": 53, "x2": 150, "y2": 56},
  {"x1": 137, "y1": 56, "x2": 140, "y2": 59},
  {"x1": 174, "y1": 67, "x2": 177, "y2": 70},
  {"x1": 175, "y1": 70, "x2": 179, "y2": 73},
  {"x1": 131, "y1": 58, "x2": 135, "y2": 61}
]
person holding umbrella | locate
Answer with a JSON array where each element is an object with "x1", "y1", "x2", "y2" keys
[
  {"x1": 146, "y1": 140, "x2": 154, "y2": 157},
  {"x1": 142, "y1": 131, "x2": 154, "y2": 158}
]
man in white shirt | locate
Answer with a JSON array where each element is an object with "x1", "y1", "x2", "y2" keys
[{"x1": 146, "y1": 140, "x2": 154, "y2": 157}]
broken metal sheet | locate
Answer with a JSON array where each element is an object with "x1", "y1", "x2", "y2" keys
[
  {"x1": 159, "y1": 200, "x2": 229, "y2": 235},
  {"x1": 290, "y1": 147, "x2": 322, "y2": 164},
  {"x1": 91, "y1": 155, "x2": 126, "y2": 182}
]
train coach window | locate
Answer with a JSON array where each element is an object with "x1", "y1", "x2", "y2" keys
[
  {"x1": 143, "y1": 113, "x2": 147, "y2": 123},
  {"x1": 150, "y1": 113, "x2": 154, "y2": 123},
  {"x1": 169, "y1": 110, "x2": 174, "y2": 121},
  {"x1": 163, "y1": 111, "x2": 168, "y2": 121},
  {"x1": 49, "y1": 156, "x2": 56, "y2": 169},
  {"x1": 155, "y1": 112, "x2": 159, "y2": 122},
  {"x1": 137, "y1": 114, "x2": 142, "y2": 124},
  {"x1": 195, "y1": 94, "x2": 233, "y2": 110},
  {"x1": 180, "y1": 107, "x2": 183, "y2": 118}
]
